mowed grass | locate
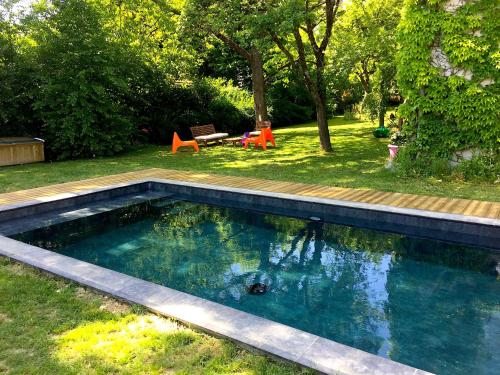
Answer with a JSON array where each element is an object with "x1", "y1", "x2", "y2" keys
[
  {"x1": 1, "y1": 117, "x2": 498, "y2": 201},
  {"x1": 0, "y1": 257, "x2": 310, "y2": 375}
]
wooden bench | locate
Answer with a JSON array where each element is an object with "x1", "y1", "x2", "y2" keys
[
  {"x1": 249, "y1": 120, "x2": 271, "y2": 136},
  {"x1": 190, "y1": 124, "x2": 229, "y2": 146}
]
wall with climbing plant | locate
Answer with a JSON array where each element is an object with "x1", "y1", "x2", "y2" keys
[{"x1": 397, "y1": 0, "x2": 499, "y2": 159}]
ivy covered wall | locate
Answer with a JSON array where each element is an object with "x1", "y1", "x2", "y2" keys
[{"x1": 397, "y1": 0, "x2": 499, "y2": 157}]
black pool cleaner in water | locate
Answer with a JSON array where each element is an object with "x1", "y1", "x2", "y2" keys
[{"x1": 246, "y1": 283, "x2": 268, "y2": 295}]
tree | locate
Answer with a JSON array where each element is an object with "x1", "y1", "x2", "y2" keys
[
  {"x1": 332, "y1": 0, "x2": 401, "y2": 127},
  {"x1": 183, "y1": 0, "x2": 269, "y2": 122},
  {"x1": 0, "y1": 0, "x2": 41, "y2": 137},
  {"x1": 261, "y1": 0, "x2": 342, "y2": 152},
  {"x1": 33, "y1": 0, "x2": 135, "y2": 159},
  {"x1": 95, "y1": 0, "x2": 193, "y2": 80}
]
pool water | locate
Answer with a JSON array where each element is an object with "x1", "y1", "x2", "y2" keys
[{"x1": 13, "y1": 197, "x2": 500, "y2": 375}]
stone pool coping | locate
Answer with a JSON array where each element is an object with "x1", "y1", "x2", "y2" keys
[{"x1": 0, "y1": 235, "x2": 432, "y2": 375}]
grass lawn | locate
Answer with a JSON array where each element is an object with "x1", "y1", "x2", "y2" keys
[
  {"x1": 0, "y1": 257, "x2": 310, "y2": 375},
  {"x1": 0, "y1": 117, "x2": 498, "y2": 201}
]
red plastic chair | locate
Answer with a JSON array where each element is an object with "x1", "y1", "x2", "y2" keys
[
  {"x1": 243, "y1": 127, "x2": 276, "y2": 150},
  {"x1": 172, "y1": 132, "x2": 199, "y2": 154}
]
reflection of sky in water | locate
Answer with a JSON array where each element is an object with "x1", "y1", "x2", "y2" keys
[{"x1": 14, "y1": 198, "x2": 500, "y2": 375}]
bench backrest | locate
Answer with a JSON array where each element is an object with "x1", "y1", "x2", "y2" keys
[
  {"x1": 255, "y1": 120, "x2": 271, "y2": 130},
  {"x1": 190, "y1": 124, "x2": 216, "y2": 138}
]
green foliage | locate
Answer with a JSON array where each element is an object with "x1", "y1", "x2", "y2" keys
[
  {"x1": 395, "y1": 145, "x2": 452, "y2": 178},
  {"x1": 0, "y1": 1, "x2": 41, "y2": 137},
  {"x1": 0, "y1": 0, "x2": 253, "y2": 159},
  {"x1": 330, "y1": 0, "x2": 402, "y2": 124},
  {"x1": 361, "y1": 91, "x2": 381, "y2": 123},
  {"x1": 325, "y1": 65, "x2": 364, "y2": 115},
  {"x1": 397, "y1": 0, "x2": 500, "y2": 156},
  {"x1": 211, "y1": 78, "x2": 254, "y2": 115},
  {"x1": 453, "y1": 151, "x2": 500, "y2": 181},
  {"x1": 141, "y1": 78, "x2": 254, "y2": 144},
  {"x1": 199, "y1": 40, "x2": 252, "y2": 89},
  {"x1": 343, "y1": 111, "x2": 357, "y2": 121},
  {"x1": 269, "y1": 79, "x2": 315, "y2": 126},
  {"x1": 33, "y1": 0, "x2": 135, "y2": 159}
]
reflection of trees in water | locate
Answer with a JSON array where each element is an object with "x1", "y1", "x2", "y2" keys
[
  {"x1": 15, "y1": 200, "x2": 157, "y2": 251},
  {"x1": 125, "y1": 202, "x2": 248, "y2": 290},
  {"x1": 244, "y1": 216, "x2": 395, "y2": 355}
]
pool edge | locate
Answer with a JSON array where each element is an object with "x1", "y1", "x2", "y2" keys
[
  {"x1": 1, "y1": 178, "x2": 498, "y2": 250},
  {"x1": 0, "y1": 235, "x2": 432, "y2": 375}
]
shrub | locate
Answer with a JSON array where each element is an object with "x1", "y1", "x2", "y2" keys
[
  {"x1": 394, "y1": 142, "x2": 499, "y2": 181},
  {"x1": 269, "y1": 81, "x2": 314, "y2": 126},
  {"x1": 343, "y1": 111, "x2": 357, "y2": 121},
  {"x1": 0, "y1": 19, "x2": 41, "y2": 138},
  {"x1": 140, "y1": 78, "x2": 254, "y2": 145},
  {"x1": 34, "y1": 0, "x2": 134, "y2": 159},
  {"x1": 361, "y1": 92, "x2": 380, "y2": 123},
  {"x1": 394, "y1": 145, "x2": 452, "y2": 178},
  {"x1": 373, "y1": 127, "x2": 390, "y2": 138},
  {"x1": 453, "y1": 151, "x2": 500, "y2": 181}
]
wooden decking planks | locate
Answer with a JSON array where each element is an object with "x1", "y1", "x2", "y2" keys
[{"x1": 0, "y1": 168, "x2": 499, "y2": 219}]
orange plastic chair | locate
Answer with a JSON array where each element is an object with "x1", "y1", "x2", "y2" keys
[
  {"x1": 243, "y1": 127, "x2": 276, "y2": 150},
  {"x1": 172, "y1": 132, "x2": 199, "y2": 154}
]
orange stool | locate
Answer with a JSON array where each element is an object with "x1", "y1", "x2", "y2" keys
[
  {"x1": 243, "y1": 127, "x2": 276, "y2": 150},
  {"x1": 172, "y1": 132, "x2": 199, "y2": 154}
]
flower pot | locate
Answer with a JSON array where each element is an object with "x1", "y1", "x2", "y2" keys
[{"x1": 388, "y1": 144, "x2": 399, "y2": 159}]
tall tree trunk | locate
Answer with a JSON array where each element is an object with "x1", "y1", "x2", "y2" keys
[
  {"x1": 249, "y1": 47, "x2": 268, "y2": 122},
  {"x1": 313, "y1": 65, "x2": 333, "y2": 152},
  {"x1": 314, "y1": 93, "x2": 333, "y2": 152},
  {"x1": 214, "y1": 33, "x2": 268, "y2": 122},
  {"x1": 378, "y1": 109, "x2": 385, "y2": 127}
]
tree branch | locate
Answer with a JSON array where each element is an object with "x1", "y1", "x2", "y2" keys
[
  {"x1": 269, "y1": 32, "x2": 296, "y2": 67},
  {"x1": 293, "y1": 28, "x2": 317, "y2": 93},
  {"x1": 304, "y1": 1, "x2": 320, "y2": 56},
  {"x1": 214, "y1": 32, "x2": 252, "y2": 61},
  {"x1": 319, "y1": 0, "x2": 338, "y2": 52}
]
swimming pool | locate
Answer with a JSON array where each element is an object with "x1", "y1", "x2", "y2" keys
[{"x1": 11, "y1": 195, "x2": 500, "y2": 375}]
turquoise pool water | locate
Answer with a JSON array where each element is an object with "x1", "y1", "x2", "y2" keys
[{"x1": 14, "y1": 197, "x2": 500, "y2": 374}]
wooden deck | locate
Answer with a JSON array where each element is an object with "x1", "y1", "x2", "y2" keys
[{"x1": 0, "y1": 168, "x2": 499, "y2": 219}]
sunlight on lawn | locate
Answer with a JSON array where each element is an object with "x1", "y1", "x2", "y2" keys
[
  {"x1": 53, "y1": 312, "x2": 305, "y2": 374},
  {"x1": 1, "y1": 117, "x2": 498, "y2": 201},
  {"x1": 55, "y1": 314, "x2": 199, "y2": 372}
]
